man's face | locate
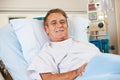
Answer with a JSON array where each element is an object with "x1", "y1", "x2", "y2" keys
[{"x1": 45, "y1": 13, "x2": 68, "y2": 42}]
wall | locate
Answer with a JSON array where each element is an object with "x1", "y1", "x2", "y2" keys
[
  {"x1": 0, "y1": 12, "x2": 88, "y2": 28},
  {"x1": 107, "y1": 0, "x2": 118, "y2": 54},
  {"x1": 0, "y1": 0, "x2": 88, "y2": 11},
  {"x1": 115, "y1": 0, "x2": 120, "y2": 54},
  {"x1": 0, "y1": 0, "x2": 88, "y2": 28}
]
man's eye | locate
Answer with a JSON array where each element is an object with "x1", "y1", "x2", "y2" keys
[
  {"x1": 51, "y1": 22, "x2": 56, "y2": 25},
  {"x1": 60, "y1": 21, "x2": 66, "y2": 24},
  {"x1": 61, "y1": 21, "x2": 65, "y2": 24}
]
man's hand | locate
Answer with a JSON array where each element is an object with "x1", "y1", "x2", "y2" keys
[
  {"x1": 76, "y1": 63, "x2": 88, "y2": 77},
  {"x1": 41, "y1": 63, "x2": 88, "y2": 80}
]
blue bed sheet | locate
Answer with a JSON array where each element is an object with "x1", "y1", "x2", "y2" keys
[
  {"x1": 75, "y1": 74, "x2": 120, "y2": 80},
  {"x1": 75, "y1": 54, "x2": 120, "y2": 80},
  {"x1": 0, "y1": 25, "x2": 29, "y2": 80}
]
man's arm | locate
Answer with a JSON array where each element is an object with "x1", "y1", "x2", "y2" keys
[{"x1": 40, "y1": 63, "x2": 87, "y2": 80}]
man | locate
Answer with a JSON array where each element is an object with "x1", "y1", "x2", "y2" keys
[{"x1": 28, "y1": 8, "x2": 100, "y2": 80}]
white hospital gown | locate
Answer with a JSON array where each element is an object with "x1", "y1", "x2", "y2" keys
[{"x1": 27, "y1": 38, "x2": 101, "y2": 80}]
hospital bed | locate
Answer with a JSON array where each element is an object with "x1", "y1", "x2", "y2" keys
[{"x1": 0, "y1": 17, "x2": 120, "y2": 80}]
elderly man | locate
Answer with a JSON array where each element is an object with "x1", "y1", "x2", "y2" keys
[{"x1": 28, "y1": 8, "x2": 100, "y2": 80}]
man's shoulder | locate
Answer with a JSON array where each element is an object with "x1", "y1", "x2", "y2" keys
[
  {"x1": 72, "y1": 39, "x2": 96, "y2": 47},
  {"x1": 72, "y1": 38, "x2": 89, "y2": 43},
  {"x1": 41, "y1": 42, "x2": 51, "y2": 49}
]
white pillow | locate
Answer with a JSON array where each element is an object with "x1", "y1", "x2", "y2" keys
[
  {"x1": 10, "y1": 17, "x2": 90, "y2": 64},
  {"x1": 10, "y1": 19, "x2": 49, "y2": 64},
  {"x1": 68, "y1": 16, "x2": 90, "y2": 42}
]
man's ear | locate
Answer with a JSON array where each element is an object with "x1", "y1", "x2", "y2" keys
[{"x1": 44, "y1": 26, "x2": 49, "y2": 34}]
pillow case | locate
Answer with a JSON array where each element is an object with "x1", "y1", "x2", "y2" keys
[
  {"x1": 68, "y1": 16, "x2": 90, "y2": 42},
  {"x1": 10, "y1": 19, "x2": 49, "y2": 64},
  {"x1": 10, "y1": 17, "x2": 90, "y2": 64}
]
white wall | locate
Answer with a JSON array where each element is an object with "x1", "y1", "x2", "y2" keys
[
  {"x1": 0, "y1": 0, "x2": 88, "y2": 28},
  {"x1": 0, "y1": 12, "x2": 88, "y2": 28},
  {"x1": 0, "y1": 0, "x2": 88, "y2": 11}
]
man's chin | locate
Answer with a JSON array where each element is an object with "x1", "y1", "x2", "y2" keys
[{"x1": 56, "y1": 36, "x2": 67, "y2": 40}]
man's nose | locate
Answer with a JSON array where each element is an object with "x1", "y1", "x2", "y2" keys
[{"x1": 56, "y1": 22, "x2": 62, "y2": 27}]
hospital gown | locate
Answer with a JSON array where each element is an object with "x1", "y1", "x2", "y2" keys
[{"x1": 27, "y1": 38, "x2": 101, "y2": 80}]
